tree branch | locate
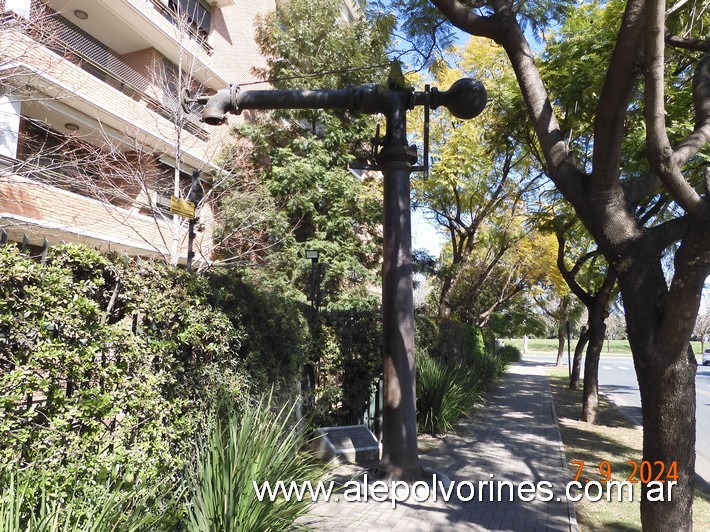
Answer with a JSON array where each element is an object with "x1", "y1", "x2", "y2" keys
[
  {"x1": 429, "y1": 0, "x2": 499, "y2": 40},
  {"x1": 592, "y1": 0, "x2": 646, "y2": 190},
  {"x1": 645, "y1": 215, "x2": 691, "y2": 252},
  {"x1": 623, "y1": 172, "x2": 662, "y2": 206},
  {"x1": 555, "y1": 228, "x2": 593, "y2": 307},
  {"x1": 674, "y1": 54, "x2": 710, "y2": 166},
  {"x1": 645, "y1": 0, "x2": 708, "y2": 218},
  {"x1": 665, "y1": 32, "x2": 710, "y2": 53}
]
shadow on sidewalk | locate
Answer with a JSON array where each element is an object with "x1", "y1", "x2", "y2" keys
[{"x1": 298, "y1": 361, "x2": 577, "y2": 531}]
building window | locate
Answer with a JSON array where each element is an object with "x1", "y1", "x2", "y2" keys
[{"x1": 168, "y1": 0, "x2": 212, "y2": 39}]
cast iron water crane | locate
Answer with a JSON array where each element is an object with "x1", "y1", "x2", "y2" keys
[{"x1": 184, "y1": 72, "x2": 486, "y2": 479}]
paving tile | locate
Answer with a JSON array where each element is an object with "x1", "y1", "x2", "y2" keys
[{"x1": 295, "y1": 361, "x2": 578, "y2": 531}]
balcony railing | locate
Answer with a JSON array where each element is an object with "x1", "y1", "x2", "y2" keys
[
  {"x1": 5, "y1": 1, "x2": 210, "y2": 142},
  {"x1": 148, "y1": 0, "x2": 213, "y2": 56}
]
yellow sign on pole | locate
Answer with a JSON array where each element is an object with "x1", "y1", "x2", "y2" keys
[{"x1": 170, "y1": 196, "x2": 195, "y2": 220}]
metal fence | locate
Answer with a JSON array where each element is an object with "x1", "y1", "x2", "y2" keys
[{"x1": 0, "y1": 229, "x2": 50, "y2": 264}]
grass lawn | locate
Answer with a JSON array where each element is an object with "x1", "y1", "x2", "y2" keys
[
  {"x1": 506, "y1": 338, "x2": 704, "y2": 357},
  {"x1": 546, "y1": 367, "x2": 710, "y2": 531}
]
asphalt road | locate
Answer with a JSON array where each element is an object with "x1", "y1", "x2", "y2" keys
[{"x1": 524, "y1": 353, "x2": 710, "y2": 488}]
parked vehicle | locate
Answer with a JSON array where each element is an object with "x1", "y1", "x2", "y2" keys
[{"x1": 702, "y1": 349, "x2": 710, "y2": 366}]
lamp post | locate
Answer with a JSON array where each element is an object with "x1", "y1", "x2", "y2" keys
[
  {"x1": 186, "y1": 170, "x2": 201, "y2": 273},
  {"x1": 305, "y1": 249, "x2": 320, "y2": 311},
  {"x1": 191, "y1": 74, "x2": 486, "y2": 479}
]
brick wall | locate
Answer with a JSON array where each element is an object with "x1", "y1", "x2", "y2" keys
[{"x1": 0, "y1": 174, "x2": 211, "y2": 262}]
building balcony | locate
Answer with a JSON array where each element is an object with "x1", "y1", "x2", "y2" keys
[
  {"x1": 6, "y1": 2, "x2": 211, "y2": 139},
  {"x1": 1, "y1": 24, "x2": 212, "y2": 170},
  {"x1": 38, "y1": 0, "x2": 229, "y2": 90}
]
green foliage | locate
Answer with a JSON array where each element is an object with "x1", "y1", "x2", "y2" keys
[
  {"x1": 414, "y1": 316, "x2": 511, "y2": 435},
  {"x1": 415, "y1": 315, "x2": 484, "y2": 366},
  {"x1": 0, "y1": 244, "x2": 252, "y2": 523},
  {"x1": 209, "y1": 269, "x2": 310, "y2": 396},
  {"x1": 309, "y1": 309, "x2": 383, "y2": 426},
  {"x1": 227, "y1": 0, "x2": 392, "y2": 305},
  {"x1": 185, "y1": 395, "x2": 324, "y2": 531},
  {"x1": 0, "y1": 460, "x2": 178, "y2": 531},
  {"x1": 410, "y1": 39, "x2": 551, "y2": 327},
  {"x1": 488, "y1": 302, "x2": 549, "y2": 338},
  {"x1": 497, "y1": 344, "x2": 522, "y2": 364},
  {"x1": 416, "y1": 354, "x2": 482, "y2": 436},
  {"x1": 255, "y1": 0, "x2": 392, "y2": 89},
  {"x1": 0, "y1": 241, "x2": 395, "y2": 530},
  {"x1": 541, "y1": 0, "x2": 708, "y2": 185},
  {"x1": 541, "y1": 0, "x2": 626, "y2": 170}
]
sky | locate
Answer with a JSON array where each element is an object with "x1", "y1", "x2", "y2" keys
[{"x1": 411, "y1": 207, "x2": 445, "y2": 257}]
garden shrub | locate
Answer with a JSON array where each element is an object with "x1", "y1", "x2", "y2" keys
[
  {"x1": 0, "y1": 463, "x2": 177, "y2": 531},
  {"x1": 497, "y1": 344, "x2": 522, "y2": 363},
  {"x1": 308, "y1": 309, "x2": 382, "y2": 426},
  {"x1": 0, "y1": 244, "x2": 250, "y2": 525},
  {"x1": 416, "y1": 354, "x2": 482, "y2": 435},
  {"x1": 415, "y1": 315, "x2": 485, "y2": 366},
  {"x1": 414, "y1": 316, "x2": 513, "y2": 435},
  {"x1": 208, "y1": 269, "x2": 311, "y2": 399},
  {"x1": 185, "y1": 394, "x2": 324, "y2": 531}
]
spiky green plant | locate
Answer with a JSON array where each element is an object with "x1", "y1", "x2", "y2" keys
[
  {"x1": 185, "y1": 394, "x2": 324, "y2": 531},
  {"x1": 416, "y1": 354, "x2": 484, "y2": 436},
  {"x1": 0, "y1": 468, "x2": 168, "y2": 531},
  {"x1": 0, "y1": 473, "x2": 24, "y2": 532}
]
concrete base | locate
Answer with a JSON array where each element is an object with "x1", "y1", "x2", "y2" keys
[{"x1": 313, "y1": 425, "x2": 381, "y2": 464}]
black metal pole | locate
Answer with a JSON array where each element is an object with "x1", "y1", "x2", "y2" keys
[
  {"x1": 195, "y1": 76, "x2": 486, "y2": 480},
  {"x1": 566, "y1": 320, "x2": 572, "y2": 381},
  {"x1": 186, "y1": 170, "x2": 199, "y2": 273},
  {"x1": 378, "y1": 145, "x2": 419, "y2": 477},
  {"x1": 375, "y1": 92, "x2": 420, "y2": 478}
]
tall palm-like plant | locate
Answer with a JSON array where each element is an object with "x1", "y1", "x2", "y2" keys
[{"x1": 185, "y1": 394, "x2": 324, "y2": 531}]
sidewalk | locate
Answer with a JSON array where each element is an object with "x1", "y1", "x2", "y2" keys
[{"x1": 297, "y1": 361, "x2": 578, "y2": 531}]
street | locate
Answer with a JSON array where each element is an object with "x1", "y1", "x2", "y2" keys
[{"x1": 525, "y1": 353, "x2": 710, "y2": 487}]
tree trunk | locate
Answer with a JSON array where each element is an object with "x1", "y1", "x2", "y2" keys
[
  {"x1": 438, "y1": 275, "x2": 453, "y2": 318},
  {"x1": 636, "y1": 347, "x2": 696, "y2": 531},
  {"x1": 619, "y1": 238, "x2": 705, "y2": 531},
  {"x1": 555, "y1": 321, "x2": 565, "y2": 366},
  {"x1": 569, "y1": 325, "x2": 588, "y2": 390},
  {"x1": 581, "y1": 310, "x2": 606, "y2": 423}
]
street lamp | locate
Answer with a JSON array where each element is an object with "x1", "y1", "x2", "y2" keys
[{"x1": 190, "y1": 72, "x2": 486, "y2": 480}]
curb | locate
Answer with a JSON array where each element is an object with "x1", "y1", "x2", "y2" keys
[{"x1": 544, "y1": 371, "x2": 580, "y2": 532}]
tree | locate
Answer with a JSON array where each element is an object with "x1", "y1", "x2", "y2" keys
[
  {"x1": 232, "y1": 0, "x2": 392, "y2": 304},
  {"x1": 606, "y1": 308, "x2": 628, "y2": 349},
  {"x1": 533, "y1": 289, "x2": 584, "y2": 365},
  {"x1": 413, "y1": 38, "x2": 544, "y2": 321},
  {"x1": 694, "y1": 311, "x2": 710, "y2": 353},
  {"x1": 447, "y1": 224, "x2": 564, "y2": 328},
  {"x1": 402, "y1": 0, "x2": 709, "y2": 527},
  {"x1": 553, "y1": 216, "x2": 617, "y2": 422}
]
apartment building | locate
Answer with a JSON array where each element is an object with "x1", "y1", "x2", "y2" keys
[{"x1": 0, "y1": 0, "x2": 297, "y2": 265}]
